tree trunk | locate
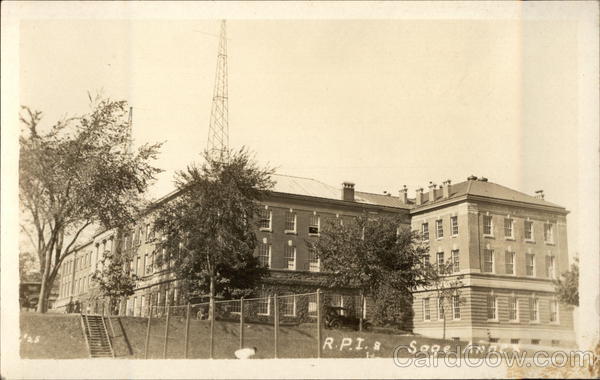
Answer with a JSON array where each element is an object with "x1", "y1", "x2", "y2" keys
[
  {"x1": 359, "y1": 289, "x2": 364, "y2": 332},
  {"x1": 209, "y1": 275, "x2": 215, "y2": 320},
  {"x1": 36, "y1": 248, "x2": 53, "y2": 313}
]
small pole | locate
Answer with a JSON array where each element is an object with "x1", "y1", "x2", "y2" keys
[
  {"x1": 163, "y1": 301, "x2": 170, "y2": 359},
  {"x1": 209, "y1": 300, "x2": 215, "y2": 359},
  {"x1": 239, "y1": 297, "x2": 244, "y2": 349},
  {"x1": 274, "y1": 294, "x2": 279, "y2": 359},
  {"x1": 144, "y1": 300, "x2": 152, "y2": 359},
  {"x1": 184, "y1": 303, "x2": 191, "y2": 359},
  {"x1": 316, "y1": 289, "x2": 322, "y2": 358}
]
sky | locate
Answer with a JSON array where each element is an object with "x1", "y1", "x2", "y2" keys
[{"x1": 19, "y1": 18, "x2": 581, "y2": 254}]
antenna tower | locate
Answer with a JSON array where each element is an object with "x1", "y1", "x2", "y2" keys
[{"x1": 206, "y1": 20, "x2": 229, "y2": 160}]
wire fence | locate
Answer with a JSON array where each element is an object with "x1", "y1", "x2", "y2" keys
[
  {"x1": 140, "y1": 290, "x2": 329, "y2": 359},
  {"x1": 79, "y1": 289, "x2": 370, "y2": 359}
]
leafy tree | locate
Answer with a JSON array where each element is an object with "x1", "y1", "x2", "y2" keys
[
  {"x1": 91, "y1": 237, "x2": 138, "y2": 314},
  {"x1": 19, "y1": 251, "x2": 42, "y2": 282},
  {"x1": 554, "y1": 258, "x2": 579, "y2": 307},
  {"x1": 152, "y1": 149, "x2": 274, "y2": 318},
  {"x1": 311, "y1": 214, "x2": 431, "y2": 330},
  {"x1": 19, "y1": 96, "x2": 162, "y2": 312}
]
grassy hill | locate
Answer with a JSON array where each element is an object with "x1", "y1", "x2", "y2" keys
[{"x1": 20, "y1": 312, "x2": 466, "y2": 359}]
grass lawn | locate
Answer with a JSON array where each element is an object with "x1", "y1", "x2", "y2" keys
[{"x1": 20, "y1": 312, "x2": 468, "y2": 359}]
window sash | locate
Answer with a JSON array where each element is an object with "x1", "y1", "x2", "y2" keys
[
  {"x1": 544, "y1": 223, "x2": 553, "y2": 242},
  {"x1": 525, "y1": 221, "x2": 534, "y2": 240},
  {"x1": 423, "y1": 298, "x2": 430, "y2": 321},
  {"x1": 309, "y1": 215, "x2": 320, "y2": 234},
  {"x1": 526, "y1": 254, "x2": 535, "y2": 276},
  {"x1": 259, "y1": 209, "x2": 271, "y2": 229},
  {"x1": 285, "y1": 212, "x2": 296, "y2": 232},
  {"x1": 422, "y1": 223, "x2": 429, "y2": 241},
  {"x1": 259, "y1": 243, "x2": 271, "y2": 268},
  {"x1": 451, "y1": 216, "x2": 458, "y2": 235},
  {"x1": 549, "y1": 300, "x2": 558, "y2": 322},
  {"x1": 509, "y1": 297, "x2": 518, "y2": 320},
  {"x1": 487, "y1": 296, "x2": 497, "y2": 319},
  {"x1": 284, "y1": 245, "x2": 296, "y2": 270},
  {"x1": 483, "y1": 216, "x2": 493, "y2": 235},
  {"x1": 505, "y1": 251, "x2": 515, "y2": 275},
  {"x1": 483, "y1": 250, "x2": 494, "y2": 273},
  {"x1": 504, "y1": 219, "x2": 513, "y2": 237},
  {"x1": 529, "y1": 298, "x2": 538, "y2": 321},
  {"x1": 308, "y1": 249, "x2": 320, "y2": 272},
  {"x1": 452, "y1": 296, "x2": 460, "y2": 319},
  {"x1": 451, "y1": 250, "x2": 460, "y2": 273},
  {"x1": 436, "y1": 220, "x2": 444, "y2": 238}
]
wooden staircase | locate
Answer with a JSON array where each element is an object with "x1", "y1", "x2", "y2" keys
[{"x1": 81, "y1": 314, "x2": 114, "y2": 358}]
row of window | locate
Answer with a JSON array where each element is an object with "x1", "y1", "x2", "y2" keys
[
  {"x1": 422, "y1": 295, "x2": 559, "y2": 323},
  {"x1": 429, "y1": 250, "x2": 461, "y2": 274},
  {"x1": 482, "y1": 249, "x2": 556, "y2": 278},
  {"x1": 421, "y1": 216, "x2": 459, "y2": 241},
  {"x1": 421, "y1": 217, "x2": 555, "y2": 244},
  {"x1": 59, "y1": 274, "x2": 93, "y2": 298},
  {"x1": 258, "y1": 207, "x2": 322, "y2": 235},
  {"x1": 483, "y1": 216, "x2": 554, "y2": 243},
  {"x1": 486, "y1": 294, "x2": 559, "y2": 323},
  {"x1": 422, "y1": 296, "x2": 461, "y2": 321},
  {"x1": 257, "y1": 240, "x2": 320, "y2": 272}
]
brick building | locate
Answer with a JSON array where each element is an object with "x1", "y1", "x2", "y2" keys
[{"x1": 54, "y1": 174, "x2": 574, "y2": 346}]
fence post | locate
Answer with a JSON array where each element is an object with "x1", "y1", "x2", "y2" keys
[
  {"x1": 144, "y1": 300, "x2": 152, "y2": 359},
  {"x1": 209, "y1": 299, "x2": 215, "y2": 359},
  {"x1": 274, "y1": 294, "x2": 279, "y2": 359},
  {"x1": 316, "y1": 289, "x2": 322, "y2": 359},
  {"x1": 163, "y1": 301, "x2": 170, "y2": 359},
  {"x1": 239, "y1": 297, "x2": 244, "y2": 349},
  {"x1": 184, "y1": 303, "x2": 191, "y2": 359}
]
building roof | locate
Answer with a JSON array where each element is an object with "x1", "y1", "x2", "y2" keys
[
  {"x1": 271, "y1": 174, "x2": 409, "y2": 209},
  {"x1": 413, "y1": 178, "x2": 565, "y2": 211}
]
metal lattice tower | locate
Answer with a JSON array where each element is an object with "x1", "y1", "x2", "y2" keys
[{"x1": 206, "y1": 20, "x2": 229, "y2": 160}]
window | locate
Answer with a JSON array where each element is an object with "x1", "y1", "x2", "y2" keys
[
  {"x1": 452, "y1": 296, "x2": 461, "y2": 319},
  {"x1": 421, "y1": 223, "x2": 429, "y2": 241},
  {"x1": 526, "y1": 254, "x2": 535, "y2": 276},
  {"x1": 436, "y1": 219, "x2": 444, "y2": 239},
  {"x1": 451, "y1": 216, "x2": 458, "y2": 236},
  {"x1": 436, "y1": 252, "x2": 445, "y2": 273},
  {"x1": 141, "y1": 295, "x2": 146, "y2": 317},
  {"x1": 487, "y1": 294, "x2": 497, "y2": 320},
  {"x1": 133, "y1": 297, "x2": 138, "y2": 317},
  {"x1": 546, "y1": 256, "x2": 556, "y2": 279},
  {"x1": 531, "y1": 339, "x2": 540, "y2": 345},
  {"x1": 483, "y1": 249, "x2": 494, "y2": 273},
  {"x1": 437, "y1": 297, "x2": 445, "y2": 320},
  {"x1": 143, "y1": 254, "x2": 148, "y2": 276},
  {"x1": 258, "y1": 293, "x2": 270, "y2": 315},
  {"x1": 529, "y1": 297, "x2": 539, "y2": 322},
  {"x1": 524, "y1": 221, "x2": 534, "y2": 240},
  {"x1": 308, "y1": 294, "x2": 317, "y2": 317},
  {"x1": 509, "y1": 296, "x2": 518, "y2": 321},
  {"x1": 550, "y1": 299, "x2": 559, "y2": 323},
  {"x1": 504, "y1": 218, "x2": 514, "y2": 238},
  {"x1": 544, "y1": 223, "x2": 554, "y2": 243},
  {"x1": 258, "y1": 207, "x2": 272, "y2": 230},
  {"x1": 284, "y1": 243, "x2": 296, "y2": 270},
  {"x1": 308, "y1": 249, "x2": 320, "y2": 272},
  {"x1": 551, "y1": 340, "x2": 560, "y2": 346},
  {"x1": 285, "y1": 211, "x2": 296, "y2": 233},
  {"x1": 451, "y1": 250, "x2": 460, "y2": 273},
  {"x1": 280, "y1": 294, "x2": 296, "y2": 316},
  {"x1": 505, "y1": 251, "x2": 515, "y2": 275},
  {"x1": 258, "y1": 242, "x2": 271, "y2": 268},
  {"x1": 483, "y1": 215, "x2": 493, "y2": 236},
  {"x1": 309, "y1": 214, "x2": 320, "y2": 235},
  {"x1": 134, "y1": 228, "x2": 140, "y2": 245},
  {"x1": 136, "y1": 256, "x2": 141, "y2": 276},
  {"x1": 489, "y1": 338, "x2": 499, "y2": 343},
  {"x1": 423, "y1": 298, "x2": 431, "y2": 321},
  {"x1": 511, "y1": 339, "x2": 520, "y2": 345},
  {"x1": 145, "y1": 224, "x2": 151, "y2": 242}
]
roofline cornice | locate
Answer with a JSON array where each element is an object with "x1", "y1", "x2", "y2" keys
[
  {"x1": 410, "y1": 194, "x2": 569, "y2": 215},
  {"x1": 267, "y1": 191, "x2": 411, "y2": 214}
]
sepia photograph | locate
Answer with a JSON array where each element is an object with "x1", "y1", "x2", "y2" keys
[{"x1": 1, "y1": 1, "x2": 598, "y2": 379}]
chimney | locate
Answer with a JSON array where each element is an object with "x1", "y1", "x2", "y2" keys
[
  {"x1": 416, "y1": 188, "x2": 424, "y2": 206},
  {"x1": 399, "y1": 185, "x2": 408, "y2": 204},
  {"x1": 428, "y1": 181, "x2": 437, "y2": 202},
  {"x1": 534, "y1": 190, "x2": 544, "y2": 200},
  {"x1": 442, "y1": 179, "x2": 451, "y2": 198},
  {"x1": 467, "y1": 175, "x2": 478, "y2": 181},
  {"x1": 342, "y1": 182, "x2": 355, "y2": 202}
]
